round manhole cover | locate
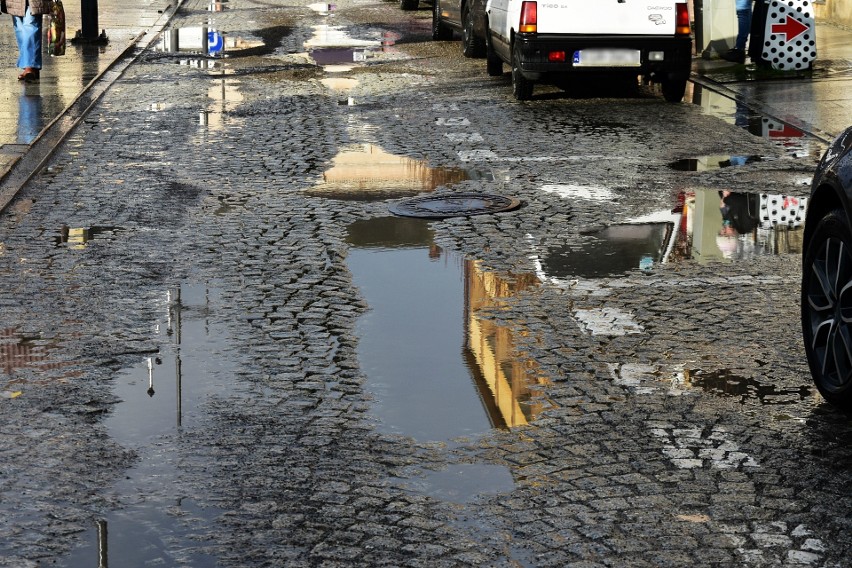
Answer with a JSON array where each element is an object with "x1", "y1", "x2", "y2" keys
[{"x1": 388, "y1": 192, "x2": 522, "y2": 219}]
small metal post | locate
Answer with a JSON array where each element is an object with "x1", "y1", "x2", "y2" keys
[{"x1": 81, "y1": 0, "x2": 98, "y2": 40}]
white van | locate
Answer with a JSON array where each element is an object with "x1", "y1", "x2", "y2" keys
[{"x1": 484, "y1": 0, "x2": 693, "y2": 101}]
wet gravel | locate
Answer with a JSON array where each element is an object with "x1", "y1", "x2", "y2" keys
[{"x1": 1, "y1": 0, "x2": 852, "y2": 566}]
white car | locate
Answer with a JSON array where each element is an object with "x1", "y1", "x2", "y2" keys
[{"x1": 483, "y1": 0, "x2": 693, "y2": 101}]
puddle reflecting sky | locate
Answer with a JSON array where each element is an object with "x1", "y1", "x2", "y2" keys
[
  {"x1": 61, "y1": 283, "x2": 231, "y2": 568},
  {"x1": 347, "y1": 217, "x2": 547, "y2": 441},
  {"x1": 539, "y1": 188, "x2": 807, "y2": 279}
]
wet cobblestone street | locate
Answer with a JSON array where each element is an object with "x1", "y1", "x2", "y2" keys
[{"x1": 2, "y1": 0, "x2": 852, "y2": 566}]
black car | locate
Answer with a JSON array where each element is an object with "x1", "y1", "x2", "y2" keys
[
  {"x1": 431, "y1": 0, "x2": 487, "y2": 58},
  {"x1": 802, "y1": 126, "x2": 852, "y2": 410}
]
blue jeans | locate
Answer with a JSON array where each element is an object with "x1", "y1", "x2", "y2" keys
[
  {"x1": 13, "y1": 6, "x2": 43, "y2": 69},
  {"x1": 735, "y1": 0, "x2": 753, "y2": 51}
]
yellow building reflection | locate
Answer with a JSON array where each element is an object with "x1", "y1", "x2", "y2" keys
[
  {"x1": 308, "y1": 143, "x2": 470, "y2": 199},
  {"x1": 465, "y1": 260, "x2": 550, "y2": 428}
]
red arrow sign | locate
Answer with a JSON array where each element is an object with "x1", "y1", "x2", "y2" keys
[
  {"x1": 768, "y1": 123, "x2": 804, "y2": 138},
  {"x1": 770, "y1": 15, "x2": 809, "y2": 42}
]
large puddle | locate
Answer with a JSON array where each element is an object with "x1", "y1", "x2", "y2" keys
[
  {"x1": 346, "y1": 216, "x2": 548, "y2": 441},
  {"x1": 60, "y1": 283, "x2": 231, "y2": 567},
  {"x1": 539, "y1": 187, "x2": 807, "y2": 278}
]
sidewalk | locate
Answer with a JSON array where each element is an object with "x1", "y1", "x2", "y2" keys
[
  {"x1": 692, "y1": 22, "x2": 852, "y2": 144},
  {"x1": 0, "y1": 0, "x2": 173, "y2": 195}
]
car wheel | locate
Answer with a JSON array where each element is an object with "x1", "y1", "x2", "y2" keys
[
  {"x1": 432, "y1": 0, "x2": 453, "y2": 39},
  {"x1": 511, "y1": 40, "x2": 533, "y2": 100},
  {"x1": 400, "y1": 0, "x2": 419, "y2": 11},
  {"x1": 802, "y1": 208, "x2": 852, "y2": 410},
  {"x1": 661, "y1": 76, "x2": 687, "y2": 103},
  {"x1": 485, "y1": 29, "x2": 502, "y2": 76},
  {"x1": 461, "y1": 5, "x2": 486, "y2": 58}
]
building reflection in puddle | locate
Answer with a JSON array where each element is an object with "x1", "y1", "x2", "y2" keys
[
  {"x1": 346, "y1": 216, "x2": 548, "y2": 440},
  {"x1": 0, "y1": 327, "x2": 69, "y2": 378},
  {"x1": 465, "y1": 260, "x2": 550, "y2": 427},
  {"x1": 540, "y1": 187, "x2": 807, "y2": 279},
  {"x1": 54, "y1": 225, "x2": 123, "y2": 249},
  {"x1": 308, "y1": 144, "x2": 483, "y2": 201}
]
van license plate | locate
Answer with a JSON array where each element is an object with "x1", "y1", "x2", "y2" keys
[{"x1": 573, "y1": 49, "x2": 641, "y2": 67}]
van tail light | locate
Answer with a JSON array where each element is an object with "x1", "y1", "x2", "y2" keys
[
  {"x1": 519, "y1": 1, "x2": 537, "y2": 33},
  {"x1": 675, "y1": 2, "x2": 691, "y2": 36}
]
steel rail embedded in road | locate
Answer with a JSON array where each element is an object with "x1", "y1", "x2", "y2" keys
[{"x1": 0, "y1": 0, "x2": 187, "y2": 215}]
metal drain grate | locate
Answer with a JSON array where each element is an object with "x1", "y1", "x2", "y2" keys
[{"x1": 388, "y1": 192, "x2": 522, "y2": 219}]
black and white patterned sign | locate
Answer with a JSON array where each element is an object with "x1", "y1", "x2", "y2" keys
[{"x1": 762, "y1": 0, "x2": 816, "y2": 70}]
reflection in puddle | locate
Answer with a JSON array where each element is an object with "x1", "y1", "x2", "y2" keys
[
  {"x1": 689, "y1": 83, "x2": 826, "y2": 159},
  {"x1": 466, "y1": 261, "x2": 549, "y2": 427},
  {"x1": 158, "y1": 27, "x2": 263, "y2": 59},
  {"x1": 680, "y1": 189, "x2": 806, "y2": 262},
  {"x1": 54, "y1": 226, "x2": 123, "y2": 249},
  {"x1": 394, "y1": 463, "x2": 515, "y2": 504},
  {"x1": 538, "y1": 188, "x2": 807, "y2": 279},
  {"x1": 683, "y1": 369, "x2": 812, "y2": 405},
  {"x1": 200, "y1": 78, "x2": 244, "y2": 129},
  {"x1": 541, "y1": 223, "x2": 674, "y2": 279},
  {"x1": 0, "y1": 327, "x2": 68, "y2": 377},
  {"x1": 669, "y1": 155, "x2": 766, "y2": 171},
  {"x1": 308, "y1": 144, "x2": 489, "y2": 200},
  {"x1": 61, "y1": 283, "x2": 230, "y2": 567},
  {"x1": 347, "y1": 217, "x2": 546, "y2": 441}
]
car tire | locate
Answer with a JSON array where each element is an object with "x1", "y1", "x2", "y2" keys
[
  {"x1": 400, "y1": 0, "x2": 419, "y2": 11},
  {"x1": 511, "y1": 40, "x2": 533, "y2": 100},
  {"x1": 461, "y1": 5, "x2": 486, "y2": 58},
  {"x1": 802, "y1": 208, "x2": 852, "y2": 410},
  {"x1": 661, "y1": 76, "x2": 687, "y2": 103},
  {"x1": 432, "y1": 0, "x2": 453, "y2": 40},
  {"x1": 485, "y1": 28, "x2": 502, "y2": 76}
]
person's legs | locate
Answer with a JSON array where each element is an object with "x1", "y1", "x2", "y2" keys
[
  {"x1": 735, "y1": 0, "x2": 753, "y2": 51},
  {"x1": 13, "y1": 7, "x2": 43, "y2": 72}
]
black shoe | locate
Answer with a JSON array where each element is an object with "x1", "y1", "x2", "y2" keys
[{"x1": 720, "y1": 48, "x2": 745, "y2": 64}]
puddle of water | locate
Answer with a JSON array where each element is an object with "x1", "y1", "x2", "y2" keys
[
  {"x1": 669, "y1": 155, "x2": 767, "y2": 171},
  {"x1": 0, "y1": 327, "x2": 69, "y2": 378},
  {"x1": 685, "y1": 189, "x2": 806, "y2": 262},
  {"x1": 200, "y1": 78, "x2": 244, "y2": 129},
  {"x1": 393, "y1": 463, "x2": 515, "y2": 504},
  {"x1": 541, "y1": 222, "x2": 674, "y2": 279},
  {"x1": 307, "y1": 143, "x2": 490, "y2": 201},
  {"x1": 683, "y1": 369, "x2": 812, "y2": 405},
  {"x1": 689, "y1": 83, "x2": 826, "y2": 159},
  {"x1": 308, "y1": 2, "x2": 337, "y2": 14},
  {"x1": 60, "y1": 283, "x2": 232, "y2": 567},
  {"x1": 54, "y1": 226, "x2": 124, "y2": 249},
  {"x1": 347, "y1": 217, "x2": 546, "y2": 441},
  {"x1": 539, "y1": 188, "x2": 807, "y2": 279}
]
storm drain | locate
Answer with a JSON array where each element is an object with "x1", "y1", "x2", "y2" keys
[{"x1": 389, "y1": 192, "x2": 522, "y2": 219}]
